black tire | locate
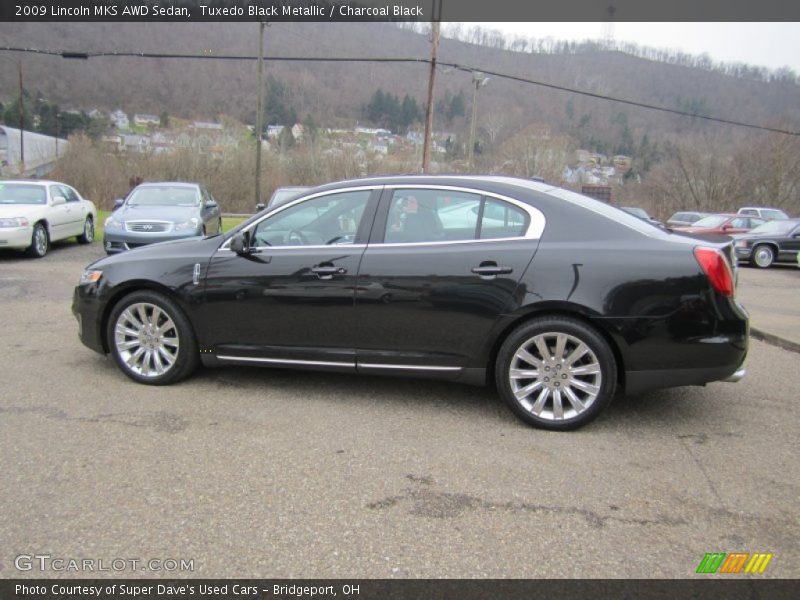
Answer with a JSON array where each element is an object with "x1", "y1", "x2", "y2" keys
[
  {"x1": 752, "y1": 244, "x2": 775, "y2": 269},
  {"x1": 77, "y1": 216, "x2": 95, "y2": 244},
  {"x1": 495, "y1": 316, "x2": 617, "y2": 431},
  {"x1": 106, "y1": 290, "x2": 199, "y2": 385},
  {"x1": 202, "y1": 225, "x2": 207, "y2": 236},
  {"x1": 26, "y1": 222, "x2": 49, "y2": 258}
]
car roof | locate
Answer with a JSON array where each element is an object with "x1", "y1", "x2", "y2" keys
[
  {"x1": 309, "y1": 174, "x2": 558, "y2": 195},
  {"x1": 0, "y1": 179, "x2": 61, "y2": 186},
  {"x1": 134, "y1": 182, "x2": 200, "y2": 188}
]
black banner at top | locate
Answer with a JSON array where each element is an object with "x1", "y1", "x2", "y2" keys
[{"x1": 3, "y1": 0, "x2": 800, "y2": 22}]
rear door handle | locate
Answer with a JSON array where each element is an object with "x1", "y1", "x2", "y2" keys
[{"x1": 471, "y1": 263, "x2": 513, "y2": 277}]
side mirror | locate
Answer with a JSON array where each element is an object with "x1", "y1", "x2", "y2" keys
[
  {"x1": 230, "y1": 231, "x2": 252, "y2": 255},
  {"x1": 722, "y1": 224, "x2": 731, "y2": 231},
  {"x1": 206, "y1": 200, "x2": 218, "y2": 209},
  {"x1": 256, "y1": 203, "x2": 266, "y2": 212},
  {"x1": 52, "y1": 196, "x2": 66, "y2": 206},
  {"x1": 114, "y1": 198, "x2": 124, "y2": 209}
]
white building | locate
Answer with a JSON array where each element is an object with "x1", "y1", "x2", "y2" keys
[{"x1": 0, "y1": 126, "x2": 68, "y2": 177}]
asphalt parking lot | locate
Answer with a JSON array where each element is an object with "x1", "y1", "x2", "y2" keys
[{"x1": 0, "y1": 241, "x2": 798, "y2": 579}]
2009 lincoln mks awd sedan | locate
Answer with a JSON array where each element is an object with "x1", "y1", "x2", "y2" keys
[{"x1": 73, "y1": 176, "x2": 748, "y2": 430}]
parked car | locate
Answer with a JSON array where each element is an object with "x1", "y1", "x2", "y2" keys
[
  {"x1": 673, "y1": 213, "x2": 766, "y2": 237},
  {"x1": 103, "y1": 182, "x2": 222, "y2": 254},
  {"x1": 74, "y1": 176, "x2": 747, "y2": 431},
  {"x1": 737, "y1": 207, "x2": 790, "y2": 220},
  {"x1": 256, "y1": 186, "x2": 311, "y2": 212},
  {"x1": 620, "y1": 207, "x2": 663, "y2": 227},
  {"x1": 666, "y1": 211, "x2": 709, "y2": 228},
  {"x1": 732, "y1": 218, "x2": 800, "y2": 268},
  {"x1": 0, "y1": 179, "x2": 96, "y2": 257}
]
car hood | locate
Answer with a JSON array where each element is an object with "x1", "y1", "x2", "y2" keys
[
  {"x1": 113, "y1": 204, "x2": 199, "y2": 222},
  {"x1": 0, "y1": 204, "x2": 47, "y2": 218}
]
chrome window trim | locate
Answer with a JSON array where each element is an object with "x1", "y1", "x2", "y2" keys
[
  {"x1": 217, "y1": 355, "x2": 354, "y2": 368},
  {"x1": 221, "y1": 185, "x2": 382, "y2": 251},
  {"x1": 379, "y1": 184, "x2": 545, "y2": 243}
]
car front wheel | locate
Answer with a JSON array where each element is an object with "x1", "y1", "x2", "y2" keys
[
  {"x1": 752, "y1": 244, "x2": 775, "y2": 268},
  {"x1": 106, "y1": 291, "x2": 199, "y2": 385},
  {"x1": 496, "y1": 316, "x2": 617, "y2": 430},
  {"x1": 26, "y1": 222, "x2": 49, "y2": 258}
]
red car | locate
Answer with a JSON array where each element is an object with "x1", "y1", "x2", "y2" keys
[{"x1": 675, "y1": 213, "x2": 766, "y2": 236}]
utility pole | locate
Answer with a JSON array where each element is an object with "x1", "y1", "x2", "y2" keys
[
  {"x1": 18, "y1": 59, "x2": 25, "y2": 175},
  {"x1": 467, "y1": 71, "x2": 488, "y2": 169},
  {"x1": 421, "y1": 0, "x2": 441, "y2": 173},
  {"x1": 254, "y1": 21, "x2": 265, "y2": 208}
]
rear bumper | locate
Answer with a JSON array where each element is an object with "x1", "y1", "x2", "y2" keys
[{"x1": 723, "y1": 367, "x2": 746, "y2": 383}]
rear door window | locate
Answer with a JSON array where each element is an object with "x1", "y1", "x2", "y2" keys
[{"x1": 384, "y1": 190, "x2": 483, "y2": 243}]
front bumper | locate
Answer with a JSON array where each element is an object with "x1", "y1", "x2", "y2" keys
[
  {"x1": 0, "y1": 225, "x2": 33, "y2": 250},
  {"x1": 104, "y1": 228, "x2": 202, "y2": 253},
  {"x1": 72, "y1": 285, "x2": 107, "y2": 354}
]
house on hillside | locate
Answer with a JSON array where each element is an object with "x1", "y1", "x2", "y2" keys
[
  {"x1": 110, "y1": 110, "x2": 130, "y2": 130},
  {"x1": 133, "y1": 113, "x2": 160, "y2": 127}
]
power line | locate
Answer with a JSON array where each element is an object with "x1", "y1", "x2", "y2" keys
[{"x1": 2, "y1": 45, "x2": 798, "y2": 137}]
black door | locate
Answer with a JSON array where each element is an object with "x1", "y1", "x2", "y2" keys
[
  {"x1": 354, "y1": 187, "x2": 542, "y2": 375},
  {"x1": 199, "y1": 188, "x2": 380, "y2": 369}
]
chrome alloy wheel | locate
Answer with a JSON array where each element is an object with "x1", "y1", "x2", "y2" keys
[
  {"x1": 33, "y1": 225, "x2": 47, "y2": 255},
  {"x1": 509, "y1": 332, "x2": 602, "y2": 421},
  {"x1": 113, "y1": 302, "x2": 180, "y2": 378},
  {"x1": 83, "y1": 218, "x2": 94, "y2": 242},
  {"x1": 753, "y1": 245, "x2": 774, "y2": 268}
]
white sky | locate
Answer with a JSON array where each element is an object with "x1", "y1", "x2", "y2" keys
[{"x1": 486, "y1": 23, "x2": 800, "y2": 73}]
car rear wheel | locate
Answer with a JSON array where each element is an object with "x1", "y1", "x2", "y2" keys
[
  {"x1": 26, "y1": 222, "x2": 49, "y2": 258},
  {"x1": 106, "y1": 291, "x2": 199, "y2": 385},
  {"x1": 752, "y1": 244, "x2": 774, "y2": 268},
  {"x1": 496, "y1": 316, "x2": 617, "y2": 430},
  {"x1": 77, "y1": 217, "x2": 94, "y2": 244}
]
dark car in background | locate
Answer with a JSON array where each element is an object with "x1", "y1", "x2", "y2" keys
[
  {"x1": 256, "y1": 186, "x2": 311, "y2": 212},
  {"x1": 666, "y1": 211, "x2": 709, "y2": 228},
  {"x1": 74, "y1": 176, "x2": 747, "y2": 431},
  {"x1": 104, "y1": 182, "x2": 222, "y2": 254},
  {"x1": 733, "y1": 218, "x2": 800, "y2": 268},
  {"x1": 620, "y1": 206, "x2": 663, "y2": 227},
  {"x1": 674, "y1": 213, "x2": 766, "y2": 237}
]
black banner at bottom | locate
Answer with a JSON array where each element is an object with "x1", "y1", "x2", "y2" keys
[{"x1": 1, "y1": 579, "x2": 798, "y2": 600}]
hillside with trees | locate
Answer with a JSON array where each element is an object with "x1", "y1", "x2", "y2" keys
[{"x1": 1, "y1": 21, "x2": 799, "y2": 216}]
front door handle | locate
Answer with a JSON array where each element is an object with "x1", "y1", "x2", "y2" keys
[
  {"x1": 311, "y1": 265, "x2": 347, "y2": 279},
  {"x1": 471, "y1": 262, "x2": 513, "y2": 278}
]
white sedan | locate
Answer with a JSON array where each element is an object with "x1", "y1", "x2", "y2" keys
[{"x1": 0, "y1": 179, "x2": 97, "y2": 257}]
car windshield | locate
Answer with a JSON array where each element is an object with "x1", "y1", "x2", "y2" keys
[
  {"x1": 692, "y1": 215, "x2": 729, "y2": 228},
  {"x1": 761, "y1": 209, "x2": 788, "y2": 220},
  {"x1": 127, "y1": 186, "x2": 199, "y2": 207},
  {"x1": 749, "y1": 220, "x2": 797, "y2": 235},
  {"x1": 0, "y1": 183, "x2": 47, "y2": 205}
]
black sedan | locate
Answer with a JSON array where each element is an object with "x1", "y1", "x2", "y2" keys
[
  {"x1": 733, "y1": 218, "x2": 800, "y2": 268},
  {"x1": 73, "y1": 176, "x2": 748, "y2": 430}
]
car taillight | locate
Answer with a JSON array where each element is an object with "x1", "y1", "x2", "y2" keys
[{"x1": 694, "y1": 247, "x2": 734, "y2": 297}]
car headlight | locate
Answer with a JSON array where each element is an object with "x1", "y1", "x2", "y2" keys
[
  {"x1": 174, "y1": 217, "x2": 200, "y2": 231},
  {"x1": 0, "y1": 217, "x2": 30, "y2": 228},
  {"x1": 79, "y1": 269, "x2": 103, "y2": 285},
  {"x1": 104, "y1": 216, "x2": 123, "y2": 230}
]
